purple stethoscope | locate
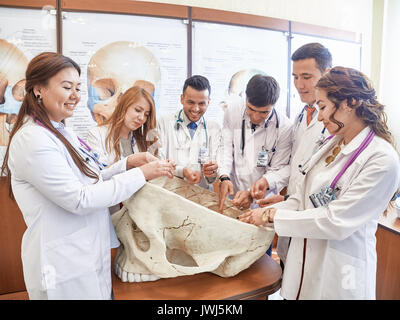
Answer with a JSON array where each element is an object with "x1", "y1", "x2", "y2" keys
[
  {"x1": 299, "y1": 130, "x2": 375, "y2": 207},
  {"x1": 35, "y1": 119, "x2": 107, "y2": 170}
]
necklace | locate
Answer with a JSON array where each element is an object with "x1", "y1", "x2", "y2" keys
[{"x1": 325, "y1": 138, "x2": 344, "y2": 166}]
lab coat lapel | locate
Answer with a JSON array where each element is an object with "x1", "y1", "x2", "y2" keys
[{"x1": 304, "y1": 135, "x2": 342, "y2": 174}]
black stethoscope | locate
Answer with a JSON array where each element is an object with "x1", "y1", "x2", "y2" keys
[
  {"x1": 240, "y1": 108, "x2": 279, "y2": 165},
  {"x1": 174, "y1": 109, "x2": 208, "y2": 149}
]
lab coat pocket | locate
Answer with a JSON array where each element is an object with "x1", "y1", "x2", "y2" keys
[
  {"x1": 321, "y1": 247, "x2": 366, "y2": 299},
  {"x1": 43, "y1": 227, "x2": 100, "y2": 297}
]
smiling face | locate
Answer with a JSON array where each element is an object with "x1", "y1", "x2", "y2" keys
[
  {"x1": 181, "y1": 86, "x2": 210, "y2": 122},
  {"x1": 34, "y1": 67, "x2": 81, "y2": 123},
  {"x1": 316, "y1": 88, "x2": 349, "y2": 135},
  {"x1": 293, "y1": 58, "x2": 323, "y2": 106},
  {"x1": 123, "y1": 96, "x2": 151, "y2": 133}
]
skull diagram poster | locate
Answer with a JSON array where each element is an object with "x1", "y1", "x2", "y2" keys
[
  {"x1": 0, "y1": 7, "x2": 57, "y2": 165},
  {"x1": 62, "y1": 11, "x2": 188, "y2": 139}
]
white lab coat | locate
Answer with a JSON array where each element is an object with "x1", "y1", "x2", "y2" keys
[
  {"x1": 272, "y1": 127, "x2": 400, "y2": 299},
  {"x1": 277, "y1": 105, "x2": 328, "y2": 264},
  {"x1": 8, "y1": 117, "x2": 146, "y2": 300},
  {"x1": 157, "y1": 109, "x2": 222, "y2": 189},
  {"x1": 86, "y1": 124, "x2": 140, "y2": 166},
  {"x1": 219, "y1": 97, "x2": 292, "y2": 194}
]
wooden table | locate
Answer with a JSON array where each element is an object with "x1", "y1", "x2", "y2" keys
[
  {"x1": 376, "y1": 207, "x2": 400, "y2": 299},
  {"x1": 112, "y1": 254, "x2": 282, "y2": 300}
]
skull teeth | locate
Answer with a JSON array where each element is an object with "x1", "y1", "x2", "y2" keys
[{"x1": 114, "y1": 263, "x2": 160, "y2": 282}]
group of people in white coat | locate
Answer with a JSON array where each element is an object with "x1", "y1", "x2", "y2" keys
[{"x1": 2, "y1": 42, "x2": 399, "y2": 300}]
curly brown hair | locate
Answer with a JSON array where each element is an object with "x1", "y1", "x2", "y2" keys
[{"x1": 316, "y1": 66, "x2": 394, "y2": 146}]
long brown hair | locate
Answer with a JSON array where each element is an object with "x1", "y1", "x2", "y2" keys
[
  {"x1": 316, "y1": 66, "x2": 399, "y2": 210},
  {"x1": 1, "y1": 52, "x2": 98, "y2": 198},
  {"x1": 316, "y1": 66, "x2": 394, "y2": 146},
  {"x1": 103, "y1": 86, "x2": 158, "y2": 163}
]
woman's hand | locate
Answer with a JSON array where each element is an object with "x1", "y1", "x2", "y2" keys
[
  {"x1": 139, "y1": 160, "x2": 175, "y2": 181},
  {"x1": 127, "y1": 152, "x2": 159, "y2": 169},
  {"x1": 238, "y1": 207, "x2": 276, "y2": 226}
]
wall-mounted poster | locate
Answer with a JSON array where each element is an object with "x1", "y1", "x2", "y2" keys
[
  {"x1": 289, "y1": 34, "x2": 362, "y2": 118},
  {"x1": 0, "y1": 7, "x2": 57, "y2": 165},
  {"x1": 62, "y1": 12, "x2": 188, "y2": 138},
  {"x1": 192, "y1": 21, "x2": 289, "y2": 126}
]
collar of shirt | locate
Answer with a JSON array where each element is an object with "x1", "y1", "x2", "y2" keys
[
  {"x1": 244, "y1": 108, "x2": 276, "y2": 129},
  {"x1": 181, "y1": 109, "x2": 203, "y2": 128},
  {"x1": 50, "y1": 120, "x2": 65, "y2": 130},
  {"x1": 340, "y1": 126, "x2": 371, "y2": 156},
  {"x1": 306, "y1": 102, "x2": 319, "y2": 118}
]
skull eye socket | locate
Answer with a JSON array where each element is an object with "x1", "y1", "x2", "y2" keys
[
  {"x1": 12, "y1": 79, "x2": 26, "y2": 102},
  {"x1": 92, "y1": 78, "x2": 116, "y2": 100}
]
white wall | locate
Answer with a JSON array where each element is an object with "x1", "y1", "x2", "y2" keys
[
  {"x1": 145, "y1": 0, "x2": 373, "y2": 75},
  {"x1": 379, "y1": 0, "x2": 400, "y2": 148}
]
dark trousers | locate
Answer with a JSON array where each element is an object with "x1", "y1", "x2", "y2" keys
[{"x1": 266, "y1": 243, "x2": 272, "y2": 256}]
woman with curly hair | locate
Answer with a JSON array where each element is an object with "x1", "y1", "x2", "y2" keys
[{"x1": 239, "y1": 66, "x2": 400, "y2": 300}]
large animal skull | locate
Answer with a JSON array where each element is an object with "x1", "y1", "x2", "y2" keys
[
  {"x1": 0, "y1": 39, "x2": 28, "y2": 145},
  {"x1": 112, "y1": 176, "x2": 275, "y2": 283},
  {"x1": 219, "y1": 69, "x2": 267, "y2": 112},
  {"x1": 87, "y1": 41, "x2": 160, "y2": 125}
]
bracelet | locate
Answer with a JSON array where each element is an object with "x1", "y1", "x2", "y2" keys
[
  {"x1": 262, "y1": 208, "x2": 272, "y2": 223},
  {"x1": 219, "y1": 176, "x2": 231, "y2": 182}
]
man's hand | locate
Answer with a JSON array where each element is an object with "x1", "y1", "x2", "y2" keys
[
  {"x1": 218, "y1": 178, "x2": 234, "y2": 213},
  {"x1": 202, "y1": 160, "x2": 218, "y2": 178},
  {"x1": 232, "y1": 190, "x2": 253, "y2": 210},
  {"x1": 183, "y1": 167, "x2": 202, "y2": 184},
  {"x1": 256, "y1": 194, "x2": 284, "y2": 207},
  {"x1": 250, "y1": 177, "x2": 269, "y2": 200}
]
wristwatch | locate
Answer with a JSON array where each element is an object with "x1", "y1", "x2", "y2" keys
[{"x1": 219, "y1": 175, "x2": 231, "y2": 182}]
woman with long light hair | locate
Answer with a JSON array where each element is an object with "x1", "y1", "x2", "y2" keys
[{"x1": 87, "y1": 86, "x2": 160, "y2": 166}]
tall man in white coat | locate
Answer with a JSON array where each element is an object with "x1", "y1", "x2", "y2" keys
[
  {"x1": 218, "y1": 74, "x2": 292, "y2": 218},
  {"x1": 252, "y1": 43, "x2": 332, "y2": 270},
  {"x1": 157, "y1": 75, "x2": 221, "y2": 190}
]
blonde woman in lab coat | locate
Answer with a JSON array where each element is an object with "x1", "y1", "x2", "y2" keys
[
  {"x1": 1, "y1": 52, "x2": 175, "y2": 300},
  {"x1": 239, "y1": 67, "x2": 400, "y2": 299},
  {"x1": 86, "y1": 85, "x2": 160, "y2": 167}
]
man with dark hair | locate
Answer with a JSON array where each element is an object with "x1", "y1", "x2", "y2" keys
[
  {"x1": 157, "y1": 75, "x2": 222, "y2": 190},
  {"x1": 218, "y1": 74, "x2": 292, "y2": 226},
  {"x1": 252, "y1": 42, "x2": 332, "y2": 270}
]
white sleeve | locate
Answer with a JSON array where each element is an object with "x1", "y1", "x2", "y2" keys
[
  {"x1": 204, "y1": 124, "x2": 222, "y2": 184},
  {"x1": 86, "y1": 126, "x2": 111, "y2": 166},
  {"x1": 263, "y1": 118, "x2": 293, "y2": 193},
  {"x1": 274, "y1": 151, "x2": 400, "y2": 240},
  {"x1": 219, "y1": 109, "x2": 234, "y2": 178},
  {"x1": 156, "y1": 119, "x2": 167, "y2": 161},
  {"x1": 10, "y1": 128, "x2": 146, "y2": 216}
]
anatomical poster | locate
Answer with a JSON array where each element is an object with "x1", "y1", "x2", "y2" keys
[
  {"x1": 192, "y1": 21, "x2": 289, "y2": 126},
  {"x1": 0, "y1": 7, "x2": 57, "y2": 165},
  {"x1": 62, "y1": 11, "x2": 187, "y2": 138}
]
